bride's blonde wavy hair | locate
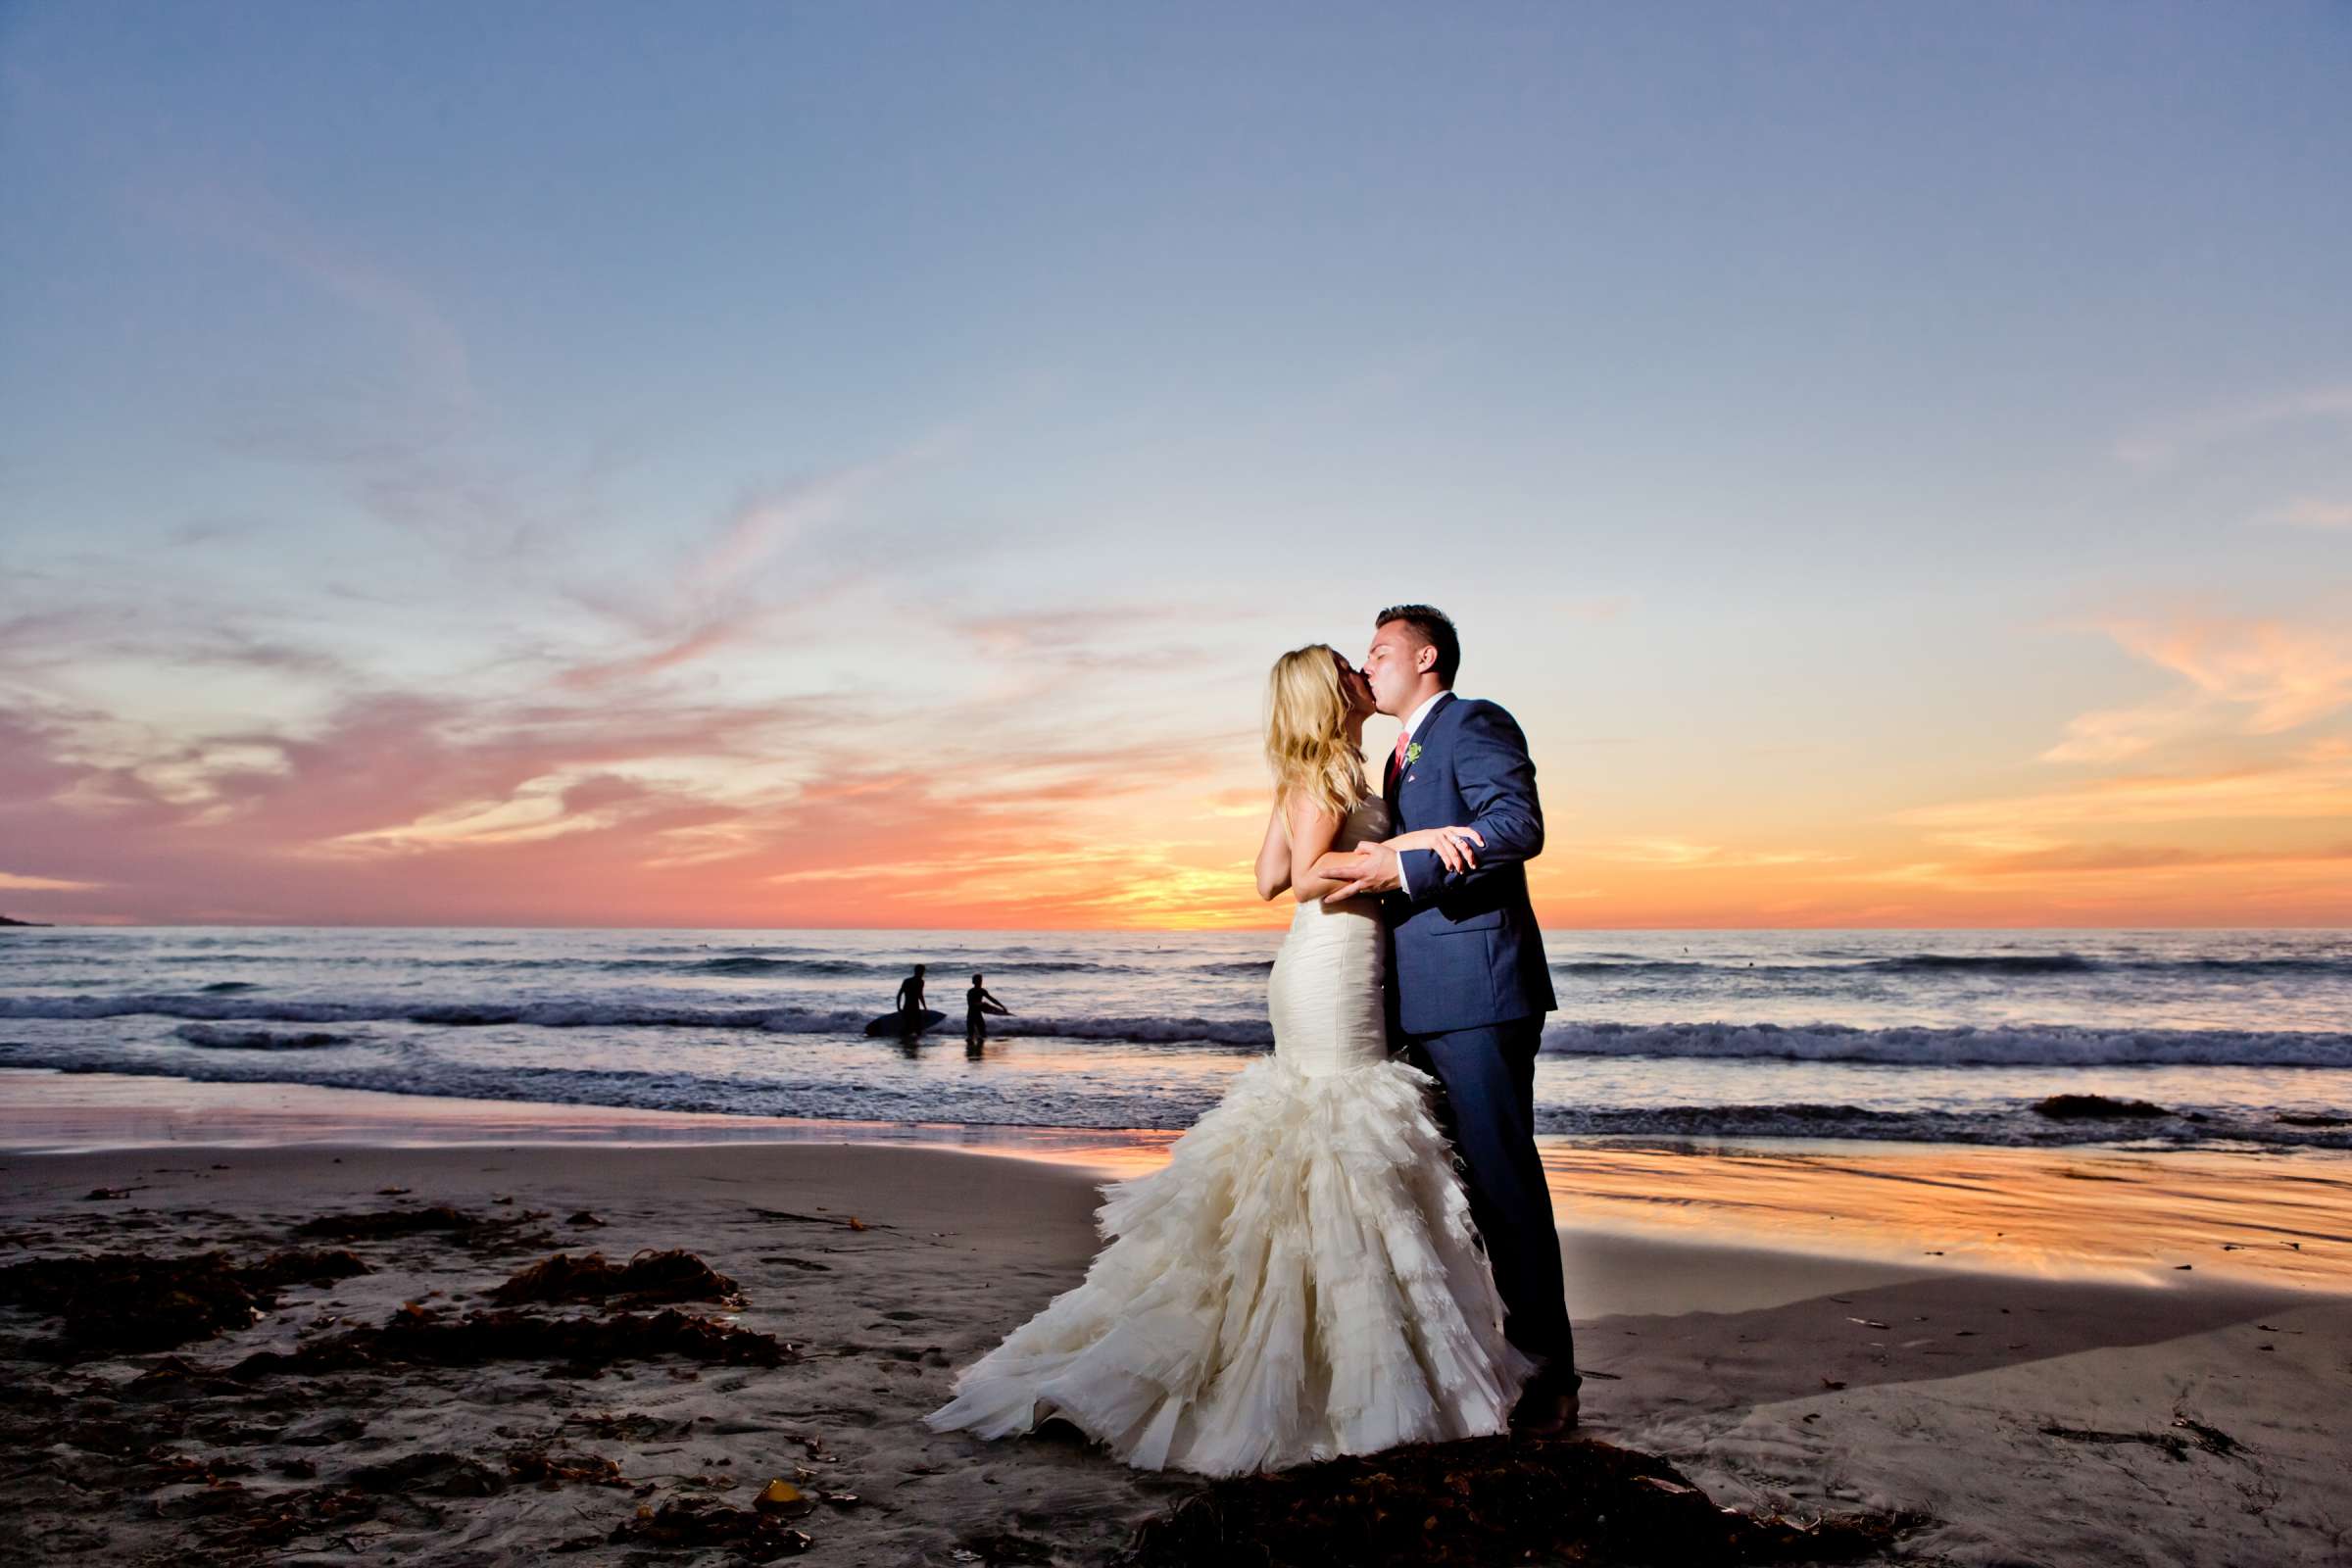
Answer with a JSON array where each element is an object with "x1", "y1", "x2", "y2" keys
[{"x1": 1264, "y1": 644, "x2": 1369, "y2": 821}]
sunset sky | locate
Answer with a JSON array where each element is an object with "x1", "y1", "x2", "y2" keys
[{"x1": 2, "y1": 3, "x2": 2348, "y2": 929}]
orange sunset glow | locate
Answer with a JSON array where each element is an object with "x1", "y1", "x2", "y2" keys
[{"x1": 4, "y1": 597, "x2": 2346, "y2": 929}]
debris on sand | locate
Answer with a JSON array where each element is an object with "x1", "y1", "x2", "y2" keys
[
  {"x1": 0, "y1": 1252, "x2": 263, "y2": 1352},
  {"x1": 2032, "y1": 1094, "x2": 2171, "y2": 1120},
  {"x1": 229, "y1": 1305, "x2": 794, "y2": 1379},
  {"x1": 491, "y1": 1249, "x2": 743, "y2": 1309},
  {"x1": 568, "y1": 1409, "x2": 686, "y2": 1442},
  {"x1": 1115, "y1": 1435, "x2": 1915, "y2": 1568},
  {"x1": 2038, "y1": 1417, "x2": 2246, "y2": 1462},
  {"x1": 2039, "y1": 1422, "x2": 2194, "y2": 1460},
  {"x1": 754, "y1": 1478, "x2": 812, "y2": 1516},
  {"x1": 181, "y1": 1484, "x2": 386, "y2": 1552},
  {"x1": 603, "y1": 1497, "x2": 814, "y2": 1560},
  {"x1": 2172, "y1": 1415, "x2": 2244, "y2": 1457},
  {"x1": 507, "y1": 1446, "x2": 629, "y2": 1489},
  {"x1": 0, "y1": 1246, "x2": 376, "y2": 1357}
]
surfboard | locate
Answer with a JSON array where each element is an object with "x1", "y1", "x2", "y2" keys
[{"x1": 864, "y1": 1008, "x2": 947, "y2": 1038}]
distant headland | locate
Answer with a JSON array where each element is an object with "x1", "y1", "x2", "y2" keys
[{"x1": 0, "y1": 914, "x2": 53, "y2": 927}]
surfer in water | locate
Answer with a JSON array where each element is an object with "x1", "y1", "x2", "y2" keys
[
  {"x1": 965, "y1": 973, "x2": 1012, "y2": 1049},
  {"x1": 895, "y1": 964, "x2": 928, "y2": 1020}
]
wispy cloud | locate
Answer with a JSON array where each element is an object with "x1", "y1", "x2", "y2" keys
[
  {"x1": 551, "y1": 427, "x2": 971, "y2": 693},
  {"x1": 2042, "y1": 613, "x2": 2352, "y2": 763},
  {"x1": 1871, "y1": 600, "x2": 2352, "y2": 919},
  {"x1": 681, "y1": 436, "x2": 953, "y2": 599},
  {"x1": 1579, "y1": 837, "x2": 1845, "y2": 870},
  {"x1": 1902, "y1": 742, "x2": 2352, "y2": 833},
  {"x1": 139, "y1": 169, "x2": 474, "y2": 403},
  {"x1": 1950, "y1": 841, "x2": 2352, "y2": 877},
  {"x1": 553, "y1": 607, "x2": 780, "y2": 693},
  {"x1": 2114, "y1": 383, "x2": 2352, "y2": 467},
  {"x1": 0, "y1": 871, "x2": 104, "y2": 892},
  {"x1": 1851, "y1": 838, "x2": 2352, "y2": 894},
  {"x1": 0, "y1": 597, "x2": 357, "y2": 693},
  {"x1": 2265, "y1": 497, "x2": 2352, "y2": 531}
]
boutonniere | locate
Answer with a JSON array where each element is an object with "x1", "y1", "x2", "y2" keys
[{"x1": 1403, "y1": 742, "x2": 1422, "y2": 765}]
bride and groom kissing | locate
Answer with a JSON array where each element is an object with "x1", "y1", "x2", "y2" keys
[{"x1": 926, "y1": 605, "x2": 1577, "y2": 1476}]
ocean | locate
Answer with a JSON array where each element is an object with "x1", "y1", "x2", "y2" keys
[{"x1": 2, "y1": 926, "x2": 2347, "y2": 1151}]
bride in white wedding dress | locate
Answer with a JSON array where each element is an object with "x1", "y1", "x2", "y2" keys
[{"x1": 923, "y1": 645, "x2": 1534, "y2": 1477}]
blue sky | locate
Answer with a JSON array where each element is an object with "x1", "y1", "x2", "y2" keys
[{"x1": 2, "y1": 3, "x2": 2348, "y2": 926}]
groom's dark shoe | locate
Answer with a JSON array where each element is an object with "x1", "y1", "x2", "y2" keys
[{"x1": 1510, "y1": 1384, "x2": 1580, "y2": 1437}]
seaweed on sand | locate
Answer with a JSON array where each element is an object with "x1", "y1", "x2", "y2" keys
[
  {"x1": 1115, "y1": 1434, "x2": 1918, "y2": 1568},
  {"x1": 229, "y1": 1304, "x2": 793, "y2": 1379},
  {"x1": 490, "y1": 1249, "x2": 743, "y2": 1309}
]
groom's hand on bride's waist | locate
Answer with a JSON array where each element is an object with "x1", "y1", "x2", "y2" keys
[{"x1": 1327, "y1": 844, "x2": 1401, "y2": 902}]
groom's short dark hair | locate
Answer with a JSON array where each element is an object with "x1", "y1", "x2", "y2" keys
[{"x1": 1375, "y1": 604, "x2": 1459, "y2": 686}]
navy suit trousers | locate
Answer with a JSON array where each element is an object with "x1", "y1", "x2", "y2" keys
[{"x1": 1404, "y1": 1015, "x2": 1578, "y2": 1391}]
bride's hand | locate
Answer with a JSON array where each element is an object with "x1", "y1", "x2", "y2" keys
[{"x1": 1385, "y1": 825, "x2": 1483, "y2": 874}]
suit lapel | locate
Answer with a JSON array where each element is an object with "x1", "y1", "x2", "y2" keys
[{"x1": 1421, "y1": 691, "x2": 1457, "y2": 744}]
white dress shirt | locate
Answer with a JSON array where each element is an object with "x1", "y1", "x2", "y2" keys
[{"x1": 1392, "y1": 691, "x2": 1447, "y2": 897}]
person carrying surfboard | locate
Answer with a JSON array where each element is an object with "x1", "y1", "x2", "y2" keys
[
  {"x1": 895, "y1": 965, "x2": 927, "y2": 1018},
  {"x1": 862, "y1": 966, "x2": 948, "y2": 1039},
  {"x1": 965, "y1": 973, "x2": 1012, "y2": 1048}
]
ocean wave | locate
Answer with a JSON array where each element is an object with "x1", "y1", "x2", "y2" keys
[
  {"x1": 0, "y1": 993, "x2": 1276, "y2": 1047},
  {"x1": 173, "y1": 1023, "x2": 353, "y2": 1051},
  {"x1": 686, "y1": 956, "x2": 896, "y2": 978},
  {"x1": 1864, "y1": 954, "x2": 2101, "y2": 974},
  {"x1": 1540, "y1": 1021, "x2": 2352, "y2": 1068},
  {"x1": 1000, "y1": 1014, "x2": 1272, "y2": 1046},
  {"x1": 0, "y1": 993, "x2": 871, "y2": 1033},
  {"x1": 659, "y1": 954, "x2": 1125, "y2": 977},
  {"x1": 9, "y1": 993, "x2": 2352, "y2": 1062}
]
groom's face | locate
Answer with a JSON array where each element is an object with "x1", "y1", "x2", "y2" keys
[{"x1": 1363, "y1": 622, "x2": 1430, "y2": 717}]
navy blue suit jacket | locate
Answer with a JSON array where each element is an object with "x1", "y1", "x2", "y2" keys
[{"x1": 1383, "y1": 692, "x2": 1556, "y2": 1037}]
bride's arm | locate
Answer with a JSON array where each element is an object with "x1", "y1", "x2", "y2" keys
[
  {"x1": 1253, "y1": 801, "x2": 1292, "y2": 902},
  {"x1": 1312, "y1": 827, "x2": 1480, "y2": 878},
  {"x1": 1286, "y1": 796, "x2": 1362, "y2": 903},
  {"x1": 1311, "y1": 823, "x2": 1483, "y2": 897}
]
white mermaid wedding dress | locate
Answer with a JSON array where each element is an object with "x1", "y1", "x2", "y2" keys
[{"x1": 923, "y1": 797, "x2": 1534, "y2": 1477}]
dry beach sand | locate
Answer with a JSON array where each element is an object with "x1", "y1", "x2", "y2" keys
[{"x1": 1, "y1": 1077, "x2": 2348, "y2": 1566}]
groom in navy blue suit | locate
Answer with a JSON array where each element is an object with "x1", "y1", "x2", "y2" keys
[{"x1": 1327, "y1": 605, "x2": 1579, "y2": 1432}]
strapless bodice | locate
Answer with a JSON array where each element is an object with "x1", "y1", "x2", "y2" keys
[{"x1": 1270, "y1": 795, "x2": 1390, "y2": 1077}]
